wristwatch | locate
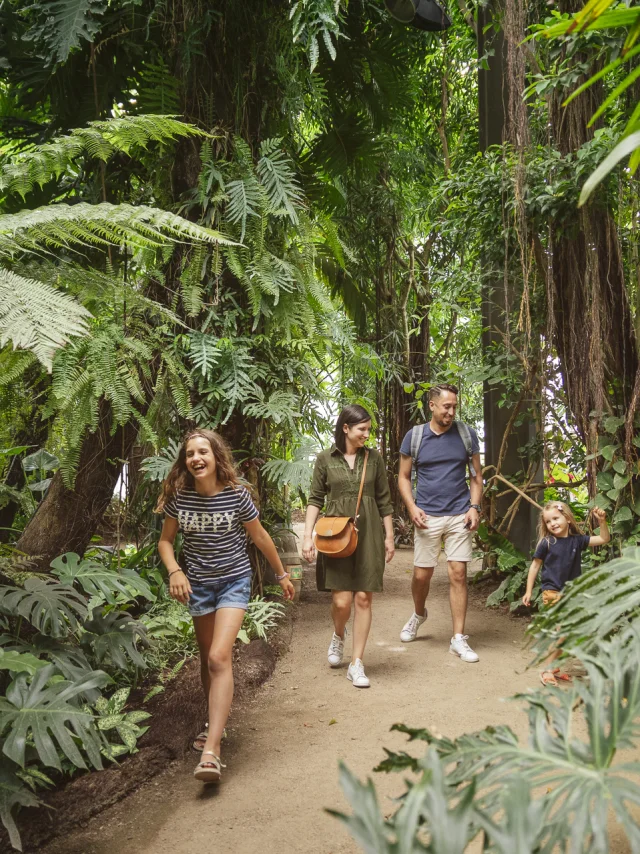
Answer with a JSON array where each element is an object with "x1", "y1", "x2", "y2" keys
[{"x1": 470, "y1": 504, "x2": 482, "y2": 513}]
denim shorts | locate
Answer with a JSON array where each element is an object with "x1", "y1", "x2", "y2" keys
[{"x1": 187, "y1": 572, "x2": 252, "y2": 617}]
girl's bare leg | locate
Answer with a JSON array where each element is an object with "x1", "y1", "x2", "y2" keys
[
  {"x1": 331, "y1": 590, "x2": 352, "y2": 639},
  {"x1": 352, "y1": 591, "x2": 373, "y2": 663},
  {"x1": 194, "y1": 608, "x2": 246, "y2": 757}
]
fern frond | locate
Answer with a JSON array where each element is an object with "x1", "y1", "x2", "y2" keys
[
  {"x1": 179, "y1": 244, "x2": 208, "y2": 317},
  {"x1": 257, "y1": 139, "x2": 303, "y2": 223},
  {"x1": 0, "y1": 115, "x2": 206, "y2": 199},
  {"x1": 0, "y1": 203, "x2": 235, "y2": 259},
  {"x1": 0, "y1": 268, "x2": 92, "y2": 370},
  {"x1": 129, "y1": 62, "x2": 181, "y2": 115},
  {"x1": 0, "y1": 348, "x2": 39, "y2": 387}
]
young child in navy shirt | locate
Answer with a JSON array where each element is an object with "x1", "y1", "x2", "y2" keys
[{"x1": 523, "y1": 501, "x2": 610, "y2": 686}]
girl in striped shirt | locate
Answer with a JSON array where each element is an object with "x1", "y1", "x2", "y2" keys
[{"x1": 157, "y1": 430, "x2": 294, "y2": 783}]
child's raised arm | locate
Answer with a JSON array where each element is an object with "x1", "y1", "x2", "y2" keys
[
  {"x1": 588, "y1": 507, "x2": 610, "y2": 547},
  {"x1": 523, "y1": 558, "x2": 543, "y2": 606}
]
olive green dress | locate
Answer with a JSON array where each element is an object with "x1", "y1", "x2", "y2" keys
[{"x1": 309, "y1": 446, "x2": 393, "y2": 593}]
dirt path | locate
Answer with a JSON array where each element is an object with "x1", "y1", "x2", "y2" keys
[{"x1": 44, "y1": 548, "x2": 546, "y2": 854}]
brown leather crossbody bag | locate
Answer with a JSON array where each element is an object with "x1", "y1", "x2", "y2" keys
[{"x1": 314, "y1": 450, "x2": 369, "y2": 559}]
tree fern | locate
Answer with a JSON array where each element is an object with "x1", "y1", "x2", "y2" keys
[
  {"x1": 257, "y1": 139, "x2": 304, "y2": 223},
  {"x1": 0, "y1": 269, "x2": 91, "y2": 371},
  {"x1": 23, "y1": 0, "x2": 106, "y2": 65},
  {"x1": 0, "y1": 115, "x2": 206, "y2": 199},
  {"x1": 289, "y1": 0, "x2": 344, "y2": 71},
  {"x1": 129, "y1": 62, "x2": 182, "y2": 116}
]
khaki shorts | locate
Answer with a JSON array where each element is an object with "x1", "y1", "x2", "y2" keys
[
  {"x1": 542, "y1": 589, "x2": 562, "y2": 607},
  {"x1": 413, "y1": 514, "x2": 473, "y2": 567}
]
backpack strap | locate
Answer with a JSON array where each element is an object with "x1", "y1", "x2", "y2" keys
[
  {"x1": 455, "y1": 421, "x2": 477, "y2": 478},
  {"x1": 410, "y1": 424, "x2": 424, "y2": 468},
  {"x1": 409, "y1": 424, "x2": 424, "y2": 498}
]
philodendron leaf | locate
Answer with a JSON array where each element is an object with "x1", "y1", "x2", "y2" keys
[
  {"x1": 0, "y1": 578, "x2": 88, "y2": 638},
  {"x1": 50, "y1": 552, "x2": 154, "y2": 604},
  {"x1": 31, "y1": 635, "x2": 107, "y2": 702},
  {"x1": 0, "y1": 665, "x2": 110, "y2": 770},
  {"x1": 0, "y1": 649, "x2": 45, "y2": 676},
  {"x1": 81, "y1": 609, "x2": 149, "y2": 669},
  {"x1": 0, "y1": 755, "x2": 41, "y2": 851}
]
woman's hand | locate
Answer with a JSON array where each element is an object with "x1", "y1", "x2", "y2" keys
[
  {"x1": 522, "y1": 590, "x2": 532, "y2": 607},
  {"x1": 279, "y1": 576, "x2": 296, "y2": 601},
  {"x1": 385, "y1": 536, "x2": 395, "y2": 564},
  {"x1": 592, "y1": 507, "x2": 607, "y2": 523},
  {"x1": 169, "y1": 570, "x2": 192, "y2": 604},
  {"x1": 302, "y1": 535, "x2": 316, "y2": 563}
]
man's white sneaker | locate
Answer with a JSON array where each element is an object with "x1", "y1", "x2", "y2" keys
[
  {"x1": 347, "y1": 658, "x2": 370, "y2": 688},
  {"x1": 328, "y1": 628, "x2": 347, "y2": 667},
  {"x1": 400, "y1": 609, "x2": 428, "y2": 643},
  {"x1": 449, "y1": 634, "x2": 479, "y2": 663}
]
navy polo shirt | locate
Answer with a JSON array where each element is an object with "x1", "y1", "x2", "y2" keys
[
  {"x1": 534, "y1": 534, "x2": 591, "y2": 592},
  {"x1": 400, "y1": 423, "x2": 479, "y2": 516}
]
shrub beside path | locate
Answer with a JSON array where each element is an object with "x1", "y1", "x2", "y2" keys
[{"x1": 44, "y1": 550, "x2": 545, "y2": 854}]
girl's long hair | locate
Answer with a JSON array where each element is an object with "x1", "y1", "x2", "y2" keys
[
  {"x1": 155, "y1": 430, "x2": 240, "y2": 512},
  {"x1": 334, "y1": 404, "x2": 372, "y2": 453},
  {"x1": 536, "y1": 500, "x2": 582, "y2": 545}
]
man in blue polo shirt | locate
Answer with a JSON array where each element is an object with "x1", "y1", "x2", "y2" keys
[{"x1": 397, "y1": 383, "x2": 484, "y2": 662}]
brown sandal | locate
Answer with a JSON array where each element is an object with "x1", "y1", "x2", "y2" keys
[{"x1": 194, "y1": 751, "x2": 224, "y2": 783}]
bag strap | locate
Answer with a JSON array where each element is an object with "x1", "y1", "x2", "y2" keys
[{"x1": 354, "y1": 450, "x2": 369, "y2": 519}]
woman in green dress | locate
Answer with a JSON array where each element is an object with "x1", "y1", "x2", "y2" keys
[{"x1": 302, "y1": 405, "x2": 395, "y2": 688}]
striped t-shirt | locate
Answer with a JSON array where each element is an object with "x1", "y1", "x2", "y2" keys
[{"x1": 164, "y1": 486, "x2": 259, "y2": 582}]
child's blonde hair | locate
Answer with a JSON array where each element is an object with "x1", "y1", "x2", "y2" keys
[{"x1": 536, "y1": 500, "x2": 582, "y2": 543}]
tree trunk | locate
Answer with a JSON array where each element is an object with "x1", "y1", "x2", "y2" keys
[
  {"x1": 547, "y1": 7, "x2": 638, "y2": 458},
  {"x1": 16, "y1": 402, "x2": 137, "y2": 571}
]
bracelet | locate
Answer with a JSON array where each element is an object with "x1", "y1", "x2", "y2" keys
[
  {"x1": 167, "y1": 569, "x2": 183, "y2": 578},
  {"x1": 274, "y1": 571, "x2": 290, "y2": 581}
]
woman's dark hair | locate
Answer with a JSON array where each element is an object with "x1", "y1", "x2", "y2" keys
[{"x1": 334, "y1": 405, "x2": 372, "y2": 452}]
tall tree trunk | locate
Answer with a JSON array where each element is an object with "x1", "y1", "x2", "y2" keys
[
  {"x1": 16, "y1": 402, "x2": 137, "y2": 571},
  {"x1": 547, "y1": 1, "x2": 638, "y2": 466}
]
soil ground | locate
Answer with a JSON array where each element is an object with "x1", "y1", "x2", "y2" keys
[{"x1": 40, "y1": 546, "x2": 558, "y2": 854}]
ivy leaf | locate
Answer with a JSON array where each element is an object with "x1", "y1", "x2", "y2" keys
[
  {"x1": 613, "y1": 473, "x2": 630, "y2": 490},
  {"x1": 613, "y1": 459, "x2": 628, "y2": 474},
  {"x1": 614, "y1": 506, "x2": 633, "y2": 524},
  {"x1": 602, "y1": 415, "x2": 625, "y2": 434},
  {"x1": 0, "y1": 579, "x2": 88, "y2": 638},
  {"x1": 599, "y1": 444, "x2": 617, "y2": 461},
  {"x1": 0, "y1": 665, "x2": 110, "y2": 770}
]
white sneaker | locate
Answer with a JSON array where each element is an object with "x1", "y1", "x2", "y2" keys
[
  {"x1": 347, "y1": 658, "x2": 370, "y2": 688},
  {"x1": 400, "y1": 609, "x2": 428, "y2": 643},
  {"x1": 328, "y1": 628, "x2": 347, "y2": 667},
  {"x1": 449, "y1": 634, "x2": 479, "y2": 663}
]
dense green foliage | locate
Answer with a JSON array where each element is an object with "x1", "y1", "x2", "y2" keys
[{"x1": 1, "y1": 0, "x2": 640, "y2": 848}]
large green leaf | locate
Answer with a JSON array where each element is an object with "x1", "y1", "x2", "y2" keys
[
  {"x1": 31, "y1": 635, "x2": 106, "y2": 702},
  {"x1": 80, "y1": 609, "x2": 149, "y2": 669},
  {"x1": 0, "y1": 665, "x2": 110, "y2": 770},
  {"x1": 528, "y1": 547, "x2": 640, "y2": 659},
  {"x1": 0, "y1": 649, "x2": 45, "y2": 677},
  {"x1": 50, "y1": 552, "x2": 154, "y2": 604},
  {"x1": 0, "y1": 756, "x2": 41, "y2": 852},
  {"x1": 0, "y1": 579, "x2": 88, "y2": 637}
]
